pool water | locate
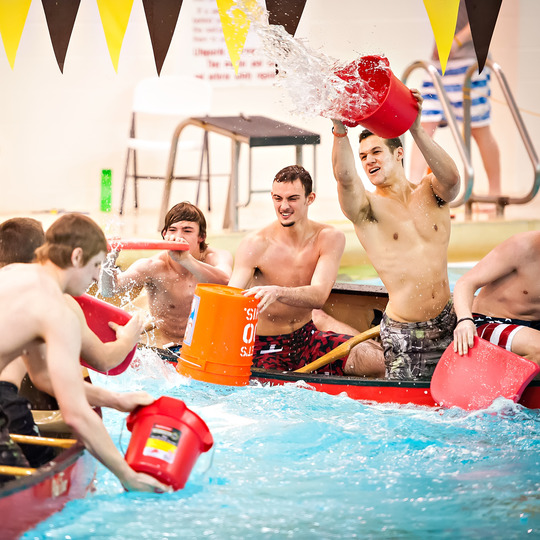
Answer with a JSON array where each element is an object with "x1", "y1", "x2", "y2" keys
[
  {"x1": 339, "y1": 262, "x2": 476, "y2": 290},
  {"x1": 24, "y1": 349, "x2": 539, "y2": 539}
]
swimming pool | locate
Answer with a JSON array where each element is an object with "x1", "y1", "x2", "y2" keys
[
  {"x1": 24, "y1": 350, "x2": 539, "y2": 539},
  {"x1": 339, "y1": 262, "x2": 477, "y2": 290}
]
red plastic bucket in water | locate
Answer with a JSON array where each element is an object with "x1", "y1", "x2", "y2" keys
[
  {"x1": 176, "y1": 284, "x2": 259, "y2": 386},
  {"x1": 125, "y1": 396, "x2": 213, "y2": 490},
  {"x1": 333, "y1": 55, "x2": 418, "y2": 138}
]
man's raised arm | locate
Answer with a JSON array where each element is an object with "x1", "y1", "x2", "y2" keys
[
  {"x1": 408, "y1": 90, "x2": 460, "y2": 202},
  {"x1": 331, "y1": 119, "x2": 369, "y2": 223},
  {"x1": 168, "y1": 247, "x2": 233, "y2": 285}
]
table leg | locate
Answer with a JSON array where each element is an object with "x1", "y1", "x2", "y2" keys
[
  {"x1": 295, "y1": 145, "x2": 303, "y2": 166},
  {"x1": 223, "y1": 140, "x2": 241, "y2": 231}
]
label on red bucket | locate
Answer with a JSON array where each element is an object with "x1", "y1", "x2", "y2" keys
[
  {"x1": 183, "y1": 295, "x2": 200, "y2": 347},
  {"x1": 142, "y1": 424, "x2": 181, "y2": 464}
]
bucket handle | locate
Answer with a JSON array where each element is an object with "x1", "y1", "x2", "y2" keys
[
  {"x1": 198, "y1": 441, "x2": 216, "y2": 477},
  {"x1": 181, "y1": 356, "x2": 207, "y2": 371}
]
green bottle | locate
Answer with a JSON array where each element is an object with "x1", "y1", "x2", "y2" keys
[{"x1": 100, "y1": 169, "x2": 112, "y2": 212}]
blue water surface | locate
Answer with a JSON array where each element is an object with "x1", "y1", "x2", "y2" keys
[{"x1": 24, "y1": 349, "x2": 539, "y2": 539}]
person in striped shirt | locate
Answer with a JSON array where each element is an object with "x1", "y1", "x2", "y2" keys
[
  {"x1": 409, "y1": 0, "x2": 501, "y2": 197},
  {"x1": 453, "y1": 231, "x2": 540, "y2": 367}
]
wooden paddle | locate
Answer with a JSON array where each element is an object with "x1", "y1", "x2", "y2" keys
[
  {"x1": 10, "y1": 434, "x2": 77, "y2": 449},
  {"x1": 294, "y1": 325, "x2": 381, "y2": 374},
  {"x1": 107, "y1": 239, "x2": 189, "y2": 251},
  {"x1": 0, "y1": 465, "x2": 36, "y2": 477}
]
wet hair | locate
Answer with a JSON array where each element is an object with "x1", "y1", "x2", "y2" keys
[
  {"x1": 161, "y1": 202, "x2": 208, "y2": 252},
  {"x1": 0, "y1": 217, "x2": 45, "y2": 267},
  {"x1": 273, "y1": 165, "x2": 313, "y2": 197},
  {"x1": 35, "y1": 213, "x2": 107, "y2": 269},
  {"x1": 359, "y1": 129, "x2": 404, "y2": 167}
]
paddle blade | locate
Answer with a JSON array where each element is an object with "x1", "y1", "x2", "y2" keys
[
  {"x1": 431, "y1": 337, "x2": 540, "y2": 410},
  {"x1": 107, "y1": 238, "x2": 190, "y2": 251},
  {"x1": 73, "y1": 294, "x2": 136, "y2": 375}
]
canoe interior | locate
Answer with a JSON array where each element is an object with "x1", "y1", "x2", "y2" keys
[{"x1": 0, "y1": 386, "x2": 96, "y2": 539}]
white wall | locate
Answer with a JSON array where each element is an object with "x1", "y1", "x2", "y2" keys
[{"x1": 0, "y1": 0, "x2": 538, "y2": 228}]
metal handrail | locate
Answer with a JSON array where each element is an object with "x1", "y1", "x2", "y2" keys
[
  {"x1": 463, "y1": 58, "x2": 540, "y2": 216},
  {"x1": 401, "y1": 60, "x2": 474, "y2": 207}
]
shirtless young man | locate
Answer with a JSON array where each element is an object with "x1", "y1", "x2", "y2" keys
[
  {"x1": 0, "y1": 217, "x2": 144, "y2": 467},
  {"x1": 331, "y1": 89, "x2": 461, "y2": 380},
  {"x1": 0, "y1": 213, "x2": 168, "y2": 492},
  {"x1": 228, "y1": 165, "x2": 385, "y2": 377},
  {"x1": 100, "y1": 202, "x2": 233, "y2": 349},
  {"x1": 453, "y1": 231, "x2": 540, "y2": 365}
]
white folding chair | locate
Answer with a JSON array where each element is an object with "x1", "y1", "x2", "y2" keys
[{"x1": 119, "y1": 76, "x2": 212, "y2": 214}]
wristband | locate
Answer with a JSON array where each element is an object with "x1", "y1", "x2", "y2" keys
[
  {"x1": 332, "y1": 126, "x2": 348, "y2": 138},
  {"x1": 454, "y1": 36, "x2": 463, "y2": 48},
  {"x1": 456, "y1": 317, "x2": 475, "y2": 326}
]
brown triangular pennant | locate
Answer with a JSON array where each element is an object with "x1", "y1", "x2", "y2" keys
[
  {"x1": 266, "y1": 0, "x2": 307, "y2": 36},
  {"x1": 142, "y1": 0, "x2": 184, "y2": 75},
  {"x1": 41, "y1": 0, "x2": 81, "y2": 73},
  {"x1": 465, "y1": 0, "x2": 503, "y2": 73}
]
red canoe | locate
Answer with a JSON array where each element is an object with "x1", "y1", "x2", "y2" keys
[{"x1": 0, "y1": 438, "x2": 95, "y2": 539}]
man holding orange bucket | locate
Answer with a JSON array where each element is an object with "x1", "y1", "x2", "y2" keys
[
  {"x1": 229, "y1": 165, "x2": 385, "y2": 377},
  {"x1": 100, "y1": 202, "x2": 232, "y2": 350},
  {"x1": 331, "y1": 90, "x2": 460, "y2": 380}
]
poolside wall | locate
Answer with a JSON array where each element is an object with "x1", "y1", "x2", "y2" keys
[{"x1": 1, "y1": 0, "x2": 539, "y2": 231}]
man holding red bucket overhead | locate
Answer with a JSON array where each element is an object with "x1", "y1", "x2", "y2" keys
[
  {"x1": 229, "y1": 165, "x2": 385, "y2": 377},
  {"x1": 331, "y1": 90, "x2": 461, "y2": 380}
]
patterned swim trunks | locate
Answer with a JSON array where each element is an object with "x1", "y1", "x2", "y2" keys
[
  {"x1": 253, "y1": 320, "x2": 352, "y2": 375},
  {"x1": 473, "y1": 313, "x2": 540, "y2": 351},
  {"x1": 381, "y1": 300, "x2": 457, "y2": 381}
]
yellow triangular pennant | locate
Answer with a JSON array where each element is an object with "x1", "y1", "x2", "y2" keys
[
  {"x1": 216, "y1": 0, "x2": 259, "y2": 74},
  {"x1": 423, "y1": 0, "x2": 460, "y2": 75},
  {"x1": 0, "y1": 0, "x2": 32, "y2": 69},
  {"x1": 96, "y1": 0, "x2": 134, "y2": 72}
]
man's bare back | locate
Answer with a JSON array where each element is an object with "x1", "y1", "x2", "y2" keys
[
  {"x1": 0, "y1": 264, "x2": 75, "y2": 370},
  {"x1": 472, "y1": 232, "x2": 540, "y2": 321},
  {"x1": 453, "y1": 231, "x2": 540, "y2": 364}
]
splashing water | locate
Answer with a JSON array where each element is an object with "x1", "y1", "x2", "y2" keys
[
  {"x1": 238, "y1": 1, "x2": 390, "y2": 124},
  {"x1": 24, "y1": 356, "x2": 540, "y2": 539}
]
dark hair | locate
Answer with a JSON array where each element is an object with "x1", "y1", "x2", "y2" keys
[
  {"x1": 161, "y1": 202, "x2": 208, "y2": 252},
  {"x1": 359, "y1": 129, "x2": 404, "y2": 165},
  {"x1": 0, "y1": 217, "x2": 45, "y2": 267},
  {"x1": 273, "y1": 165, "x2": 313, "y2": 197},
  {"x1": 35, "y1": 213, "x2": 107, "y2": 269}
]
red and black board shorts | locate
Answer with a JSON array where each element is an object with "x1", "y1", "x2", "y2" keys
[{"x1": 253, "y1": 320, "x2": 352, "y2": 375}]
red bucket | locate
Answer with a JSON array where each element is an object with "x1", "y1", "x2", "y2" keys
[
  {"x1": 125, "y1": 396, "x2": 213, "y2": 490},
  {"x1": 333, "y1": 55, "x2": 418, "y2": 138}
]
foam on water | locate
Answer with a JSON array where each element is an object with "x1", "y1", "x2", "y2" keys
[{"x1": 24, "y1": 351, "x2": 540, "y2": 539}]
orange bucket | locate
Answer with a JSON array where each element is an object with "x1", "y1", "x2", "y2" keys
[
  {"x1": 177, "y1": 284, "x2": 259, "y2": 386},
  {"x1": 333, "y1": 55, "x2": 418, "y2": 138}
]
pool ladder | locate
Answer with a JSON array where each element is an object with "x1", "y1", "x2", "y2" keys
[{"x1": 401, "y1": 59, "x2": 540, "y2": 218}]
